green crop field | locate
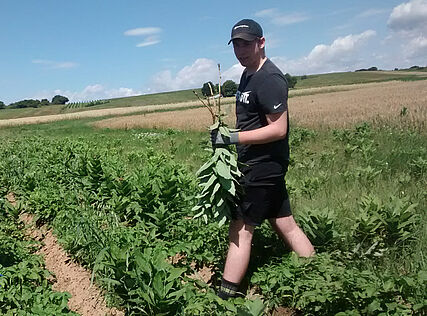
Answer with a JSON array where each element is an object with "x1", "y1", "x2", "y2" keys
[
  {"x1": 294, "y1": 69, "x2": 427, "y2": 89},
  {"x1": 0, "y1": 72, "x2": 426, "y2": 315}
]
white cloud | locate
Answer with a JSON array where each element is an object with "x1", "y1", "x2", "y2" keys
[
  {"x1": 255, "y1": 8, "x2": 309, "y2": 26},
  {"x1": 222, "y1": 63, "x2": 244, "y2": 83},
  {"x1": 307, "y1": 30, "x2": 376, "y2": 64},
  {"x1": 387, "y1": 0, "x2": 427, "y2": 62},
  {"x1": 405, "y1": 35, "x2": 427, "y2": 58},
  {"x1": 124, "y1": 27, "x2": 161, "y2": 36},
  {"x1": 357, "y1": 8, "x2": 389, "y2": 18},
  {"x1": 388, "y1": 0, "x2": 427, "y2": 32},
  {"x1": 32, "y1": 59, "x2": 78, "y2": 69},
  {"x1": 147, "y1": 58, "x2": 221, "y2": 92},
  {"x1": 137, "y1": 36, "x2": 161, "y2": 47},
  {"x1": 255, "y1": 8, "x2": 277, "y2": 18},
  {"x1": 124, "y1": 26, "x2": 162, "y2": 48},
  {"x1": 270, "y1": 30, "x2": 377, "y2": 75},
  {"x1": 33, "y1": 84, "x2": 141, "y2": 102},
  {"x1": 147, "y1": 30, "x2": 377, "y2": 92}
]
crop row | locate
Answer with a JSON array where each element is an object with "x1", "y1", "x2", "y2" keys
[
  {"x1": 65, "y1": 99, "x2": 110, "y2": 109},
  {"x1": 0, "y1": 191, "x2": 76, "y2": 315},
  {"x1": 0, "y1": 123, "x2": 425, "y2": 315}
]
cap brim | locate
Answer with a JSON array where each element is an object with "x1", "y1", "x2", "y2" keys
[{"x1": 228, "y1": 33, "x2": 258, "y2": 45}]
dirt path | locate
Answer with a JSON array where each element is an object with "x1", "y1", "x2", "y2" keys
[{"x1": 6, "y1": 193, "x2": 124, "y2": 316}]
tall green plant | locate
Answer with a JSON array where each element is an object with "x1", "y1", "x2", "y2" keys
[{"x1": 192, "y1": 64, "x2": 243, "y2": 226}]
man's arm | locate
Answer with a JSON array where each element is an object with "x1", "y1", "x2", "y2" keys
[{"x1": 238, "y1": 110, "x2": 288, "y2": 144}]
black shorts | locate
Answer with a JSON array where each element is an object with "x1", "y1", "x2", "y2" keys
[{"x1": 233, "y1": 161, "x2": 292, "y2": 226}]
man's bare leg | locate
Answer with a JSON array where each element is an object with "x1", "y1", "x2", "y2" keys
[
  {"x1": 218, "y1": 219, "x2": 254, "y2": 299},
  {"x1": 269, "y1": 215, "x2": 315, "y2": 257},
  {"x1": 222, "y1": 219, "x2": 255, "y2": 284}
]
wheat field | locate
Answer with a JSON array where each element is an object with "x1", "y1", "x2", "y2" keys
[{"x1": 93, "y1": 80, "x2": 427, "y2": 131}]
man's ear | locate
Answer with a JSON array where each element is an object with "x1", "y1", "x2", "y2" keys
[{"x1": 258, "y1": 37, "x2": 266, "y2": 49}]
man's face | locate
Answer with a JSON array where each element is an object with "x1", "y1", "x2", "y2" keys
[{"x1": 232, "y1": 37, "x2": 265, "y2": 69}]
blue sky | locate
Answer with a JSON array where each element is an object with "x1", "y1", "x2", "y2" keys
[{"x1": 1, "y1": 0, "x2": 426, "y2": 104}]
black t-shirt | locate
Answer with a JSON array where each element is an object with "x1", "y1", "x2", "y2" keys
[{"x1": 236, "y1": 58, "x2": 290, "y2": 167}]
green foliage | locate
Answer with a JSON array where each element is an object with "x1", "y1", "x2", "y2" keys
[
  {"x1": 222, "y1": 80, "x2": 238, "y2": 97},
  {"x1": 192, "y1": 123, "x2": 243, "y2": 226},
  {"x1": 350, "y1": 194, "x2": 420, "y2": 258},
  {"x1": 289, "y1": 126, "x2": 316, "y2": 147},
  {"x1": 252, "y1": 252, "x2": 423, "y2": 315},
  {"x1": 295, "y1": 207, "x2": 341, "y2": 250},
  {"x1": 285, "y1": 73, "x2": 298, "y2": 88},
  {"x1": 40, "y1": 98, "x2": 50, "y2": 106},
  {"x1": 0, "y1": 202, "x2": 76, "y2": 315},
  {"x1": 202, "y1": 81, "x2": 216, "y2": 96},
  {"x1": 0, "y1": 101, "x2": 5, "y2": 109},
  {"x1": 0, "y1": 121, "x2": 425, "y2": 315},
  {"x1": 51, "y1": 95, "x2": 69, "y2": 105},
  {"x1": 8, "y1": 99, "x2": 41, "y2": 109}
]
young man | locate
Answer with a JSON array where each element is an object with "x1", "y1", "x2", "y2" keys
[{"x1": 211, "y1": 19, "x2": 315, "y2": 300}]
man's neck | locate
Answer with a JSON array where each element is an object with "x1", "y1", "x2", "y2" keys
[{"x1": 246, "y1": 56, "x2": 267, "y2": 75}]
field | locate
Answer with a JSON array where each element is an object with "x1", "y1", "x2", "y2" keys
[
  {"x1": 92, "y1": 81, "x2": 426, "y2": 131},
  {"x1": 0, "y1": 73, "x2": 426, "y2": 315},
  {"x1": 1, "y1": 69, "x2": 426, "y2": 122}
]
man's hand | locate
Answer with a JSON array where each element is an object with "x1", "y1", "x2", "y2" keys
[{"x1": 210, "y1": 129, "x2": 239, "y2": 146}]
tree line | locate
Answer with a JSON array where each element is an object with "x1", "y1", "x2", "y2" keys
[{"x1": 0, "y1": 95, "x2": 69, "y2": 110}]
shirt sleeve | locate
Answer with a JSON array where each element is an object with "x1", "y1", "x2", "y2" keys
[{"x1": 257, "y1": 74, "x2": 288, "y2": 114}]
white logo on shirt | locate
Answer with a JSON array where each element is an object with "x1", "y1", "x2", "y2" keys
[
  {"x1": 236, "y1": 90, "x2": 251, "y2": 104},
  {"x1": 273, "y1": 103, "x2": 282, "y2": 109}
]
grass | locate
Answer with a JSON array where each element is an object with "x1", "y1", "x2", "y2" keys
[
  {"x1": 0, "y1": 89, "x2": 203, "y2": 120},
  {"x1": 295, "y1": 70, "x2": 427, "y2": 89}
]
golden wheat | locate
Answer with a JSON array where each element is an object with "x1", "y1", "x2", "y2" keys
[
  {"x1": 93, "y1": 80, "x2": 426, "y2": 131},
  {"x1": 0, "y1": 98, "x2": 235, "y2": 128},
  {"x1": 289, "y1": 80, "x2": 426, "y2": 130}
]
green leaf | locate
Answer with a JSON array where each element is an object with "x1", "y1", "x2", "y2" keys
[
  {"x1": 203, "y1": 174, "x2": 217, "y2": 190},
  {"x1": 219, "y1": 126, "x2": 230, "y2": 137},
  {"x1": 215, "y1": 160, "x2": 232, "y2": 180},
  {"x1": 166, "y1": 268, "x2": 186, "y2": 282},
  {"x1": 196, "y1": 160, "x2": 214, "y2": 176},
  {"x1": 153, "y1": 272, "x2": 165, "y2": 298},
  {"x1": 210, "y1": 121, "x2": 220, "y2": 130},
  {"x1": 218, "y1": 215, "x2": 227, "y2": 227}
]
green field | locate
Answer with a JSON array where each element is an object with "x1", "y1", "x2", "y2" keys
[
  {"x1": 294, "y1": 70, "x2": 427, "y2": 89},
  {"x1": 0, "y1": 89, "x2": 204, "y2": 120},
  {"x1": 0, "y1": 113, "x2": 426, "y2": 315},
  {"x1": 0, "y1": 70, "x2": 426, "y2": 315}
]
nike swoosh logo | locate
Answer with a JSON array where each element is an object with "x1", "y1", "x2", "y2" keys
[{"x1": 273, "y1": 103, "x2": 282, "y2": 109}]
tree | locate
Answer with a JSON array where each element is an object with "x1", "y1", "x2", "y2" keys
[
  {"x1": 41, "y1": 98, "x2": 50, "y2": 106},
  {"x1": 52, "y1": 95, "x2": 69, "y2": 104},
  {"x1": 221, "y1": 80, "x2": 238, "y2": 97},
  {"x1": 284, "y1": 73, "x2": 297, "y2": 89},
  {"x1": 201, "y1": 82, "x2": 216, "y2": 96},
  {"x1": 0, "y1": 101, "x2": 5, "y2": 109},
  {"x1": 9, "y1": 99, "x2": 41, "y2": 108}
]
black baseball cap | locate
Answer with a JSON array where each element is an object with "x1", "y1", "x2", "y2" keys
[{"x1": 228, "y1": 19, "x2": 263, "y2": 45}]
